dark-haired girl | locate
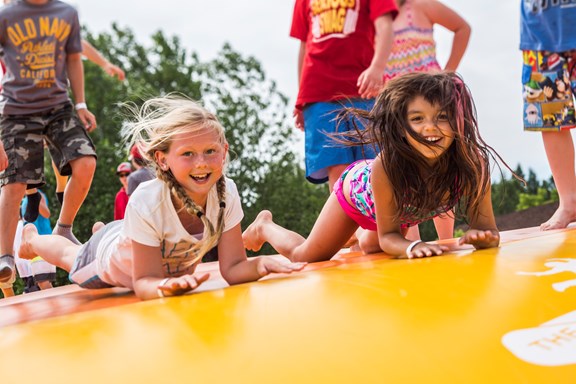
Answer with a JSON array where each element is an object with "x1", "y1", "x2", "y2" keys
[{"x1": 244, "y1": 72, "x2": 514, "y2": 261}]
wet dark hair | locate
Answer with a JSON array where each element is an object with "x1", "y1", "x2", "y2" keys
[{"x1": 335, "y1": 72, "x2": 520, "y2": 223}]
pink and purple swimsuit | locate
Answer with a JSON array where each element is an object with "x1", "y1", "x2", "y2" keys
[{"x1": 333, "y1": 160, "x2": 458, "y2": 230}]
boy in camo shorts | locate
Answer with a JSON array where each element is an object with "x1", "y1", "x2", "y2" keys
[{"x1": 0, "y1": 0, "x2": 98, "y2": 286}]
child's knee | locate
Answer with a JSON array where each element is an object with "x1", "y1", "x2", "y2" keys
[
  {"x1": 70, "y1": 156, "x2": 97, "y2": 176},
  {"x1": 1, "y1": 182, "x2": 27, "y2": 202},
  {"x1": 358, "y1": 230, "x2": 381, "y2": 254}
]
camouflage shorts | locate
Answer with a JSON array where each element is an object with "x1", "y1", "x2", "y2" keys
[{"x1": 0, "y1": 102, "x2": 97, "y2": 188}]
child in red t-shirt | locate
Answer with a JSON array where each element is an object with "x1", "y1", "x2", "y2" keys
[{"x1": 290, "y1": 0, "x2": 397, "y2": 190}]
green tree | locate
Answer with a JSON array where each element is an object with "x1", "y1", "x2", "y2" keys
[{"x1": 491, "y1": 165, "x2": 527, "y2": 216}]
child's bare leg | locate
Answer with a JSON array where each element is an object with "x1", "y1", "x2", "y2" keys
[
  {"x1": 541, "y1": 131, "x2": 576, "y2": 230},
  {"x1": 327, "y1": 164, "x2": 348, "y2": 193},
  {"x1": 54, "y1": 156, "x2": 96, "y2": 244},
  {"x1": 1, "y1": 287, "x2": 14, "y2": 298},
  {"x1": 37, "y1": 281, "x2": 53, "y2": 290},
  {"x1": 243, "y1": 210, "x2": 305, "y2": 254},
  {"x1": 92, "y1": 221, "x2": 105, "y2": 234},
  {"x1": 433, "y1": 213, "x2": 455, "y2": 240},
  {"x1": 243, "y1": 195, "x2": 358, "y2": 262},
  {"x1": 405, "y1": 225, "x2": 421, "y2": 241},
  {"x1": 51, "y1": 160, "x2": 69, "y2": 205},
  {"x1": 0, "y1": 183, "x2": 27, "y2": 283},
  {"x1": 20, "y1": 225, "x2": 80, "y2": 272}
]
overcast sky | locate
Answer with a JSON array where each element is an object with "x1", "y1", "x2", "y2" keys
[{"x1": 70, "y1": 0, "x2": 550, "y2": 180}]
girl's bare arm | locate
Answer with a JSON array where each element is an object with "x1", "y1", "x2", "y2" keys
[
  {"x1": 131, "y1": 240, "x2": 209, "y2": 300},
  {"x1": 460, "y1": 185, "x2": 500, "y2": 249},
  {"x1": 420, "y1": 0, "x2": 471, "y2": 71},
  {"x1": 372, "y1": 159, "x2": 448, "y2": 258}
]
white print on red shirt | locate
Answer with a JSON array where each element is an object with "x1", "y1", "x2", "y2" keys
[{"x1": 310, "y1": 0, "x2": 360, "y2": 43}]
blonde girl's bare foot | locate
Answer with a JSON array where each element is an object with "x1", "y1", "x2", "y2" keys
[
  {"x1": 242, "y1": 210, "x2": 273, "y2": 252},
  {"x1": 92, "y1": 221, "x2": 105, "y2": 234},
  {"x1": 540, "y1": 207, "x2": 576, "y2": 231},
  {"x1": 19, "y1": 224, "x2": 39, "y2": 260}
]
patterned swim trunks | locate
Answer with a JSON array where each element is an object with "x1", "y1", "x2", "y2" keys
[
  {"x1": 0, "y1": 102, "x2": 97, "y2": 188},
  {"x1": 522, "y1": 50, "x2": 576, "y2": 131}
]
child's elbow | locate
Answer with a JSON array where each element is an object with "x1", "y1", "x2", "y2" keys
[
  {"x1": 220, "y1": 267, "x2": 242, "y2": 286},
  {"x1": 132, "y1": 278, "x2": 156, "y2": 301}
]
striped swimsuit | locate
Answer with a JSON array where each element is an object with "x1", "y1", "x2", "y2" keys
[{"x1": 384, "y1": 0, "x2": 441, "y2": 82}]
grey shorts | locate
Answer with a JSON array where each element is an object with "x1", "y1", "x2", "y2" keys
[
  {"x1": 69, "y1": 221, "x2": 122, "y2": 289},
  {"x1": 0, "y1": 102, "x2": 97, "y2": 188}
]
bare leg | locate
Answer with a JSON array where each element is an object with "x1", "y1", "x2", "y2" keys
[
  {"x1": 243, "y1": 195, "x2": 359, "y2": 262},
  {"x1": 20, "y1": 225, "x2": 80, "y2": 272},
  {"x1": 1, "y1": 287, "x2": 14, "y2": 298},
  {"x1": 51, "y1": 159, "x2": 69, "y2": 194},
  {"x1": 433, "y1": 213, "x2": 455, "y2": 240},
  {"x1": 37, "y1": 281, "x2": 53, "y2": 290},
  {"x1": 92, "y1": 221, "x2": 105, "y2": 234},
  {"x1": 0, "y1": 183, "x2": 27, "y2": 283},
  {"x1": 405, "y1": 225, "x2": 421, "y2": 241},
  {"x1": 327, "y1": 164, "x2": 348, "y2": 193},
  {"x1": 54, "y1": 156, "x2": 96, "y2": 244},
  {"x1": 541, "y1": 131, "x2": 576, "y2": 230},
  {"x1": 51, "y1": 159, "x2": 69, "y2": 206}
]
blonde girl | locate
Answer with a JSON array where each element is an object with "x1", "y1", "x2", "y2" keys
[
  {"x1": 19, "y1": 95, "x2": 304, "y2": 300},
  {"x1": 244, "y1": 72, "x2": 514, "y2": 261}
]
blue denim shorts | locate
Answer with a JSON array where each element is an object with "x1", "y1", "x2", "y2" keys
[{"x1": 303, "y1": 98, "x2": 376, "y2": 184}]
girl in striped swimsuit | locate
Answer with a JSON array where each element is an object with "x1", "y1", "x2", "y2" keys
[{"x1": 244, "y1": 72, "x2": 516, "y2": 262}]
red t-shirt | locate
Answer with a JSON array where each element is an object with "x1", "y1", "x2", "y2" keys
[
  {"x1": 290, "y1": 0, "x2": 397, "y2": 109},
  {"x1": 114, "y1": 187, "x2": 129, "y2": 220}
]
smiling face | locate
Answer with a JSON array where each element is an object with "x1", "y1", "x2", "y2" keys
[
  {"x1": 155, "y1": 126, "x2": 228, "y2": 207},
  {"x1": 405, "y1": 96, "x2": 455, "y2": 163}
]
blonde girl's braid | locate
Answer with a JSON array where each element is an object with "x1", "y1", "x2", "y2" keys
[
  {"x1": 157, "y1": 169, "x2": 227, "y2": 268},
  {"x1": 214, "y1": 176, "x2": 227, "y2": 246}
]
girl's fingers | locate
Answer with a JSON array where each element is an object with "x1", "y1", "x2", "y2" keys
[
  {"x1": 195, "y1": 272, "x2": 210, "y2": 285},
  {"x1": 290, "y1": 262, "x2": 307, "y2": 271},
  {"x1": 159, "y1": 273, "x2": 211, "y2": 295},
  {"x1": 410, "y1": 244, "x2": 444, "y2": 259},
  {"x1": 271, "y1": 261, "x2": 306, "y2": 273}
]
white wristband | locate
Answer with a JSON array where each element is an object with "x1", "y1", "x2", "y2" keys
[
  {"x1": 405, "y1": 240, "x2": 423, "y2": 259},
  {"x1": 74, "y1": 102, "x2": 87, "y2": 110},
  {"x1": 157, "y1": 277, "x2": 170, "y2": 298}
]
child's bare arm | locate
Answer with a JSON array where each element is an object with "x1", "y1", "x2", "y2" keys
[
  {"x1": 357, "y1": 13, "x2": 394, "y2": 98},
  {"x1": 66, "y1": 52, "x2": 97, "y2": 132},
  {"x1": 131, "y1": 240, "x2": 209, "y2": 300},
  {"x1": 372, "y1": 159, "x2": 447, "y2": 258},
  {"x1": 420, "y1": 0, "x2": 470, "y2": 71},
  {"x1": 460, "y1": 185, "x2": 500, "y2": 249},
  {"x1": 293, "y1": 41, "x2": 306, "y2": 131},
  {"x1": 81, "y1": 40, "x2": 125, "y2": 81},
  {"x1": 219, "y1": 223, "x2": 305, "y2": 284}
]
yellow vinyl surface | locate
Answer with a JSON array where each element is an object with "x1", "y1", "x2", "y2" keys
[{"x1": 0, "y1": 227, "x2": 575, "y2": 383}]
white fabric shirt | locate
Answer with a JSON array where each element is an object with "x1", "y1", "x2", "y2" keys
[{"x1": 96, "y1": 177, "x2": 244, "y2": 288}]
